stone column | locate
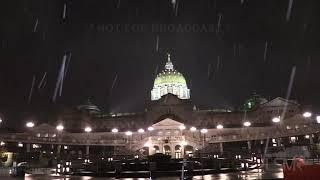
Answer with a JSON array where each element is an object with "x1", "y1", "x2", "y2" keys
[
  {"x1": 86, "y1": 145, "x2": 90, "y2": 155},
  {"x1": 219, "y1": 142, "x2": 223, "y2": 154},
  {"x1": 148, "y1": 146, "x2": 153, "y2": 156},
  {"x1": 160, "y1": 144, "x2": 163, "y2": 153},
  {"x1": 181, "y1": 145, "x2": 185, "y2": 158},
  {"x1": 171, "y1": 144, "x2": 176, "y2": 158},
  {"x1": 26, "y1": 143, "x2": 31, "y2": 153}
]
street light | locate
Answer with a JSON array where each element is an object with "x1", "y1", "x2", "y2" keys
[
  {"x1": 317, "y1": 116, "x2": 320, "y2": 124},
  {"x1": 18, "y1": 142, "x2": 23, "y2": 147},
  {"x1": 111, "y1": 128, "x2": 118, "y2": 133},
  {"x1": 272, "y1": 116, "x2": 281, "y2": 123},
  {"x1": 216, "y1": 124, "x2": 224, "y2": 129},
  {"x1": 200, "y1": 128, "x2": 208, "y2": 134},
  {"x1": 84, "y1": 126, "x2": 92, "y2": 133},
  {"x1": 179, "y1": 125, "x2": 186, "y2": 130},
  {"x1": 303, "y1": 112, "x2": 312, "y2": 118},
  {"x1": 243, "y1": 121, "x2": 251, "y2": 127},
  {"x1": 190, "y1": 127, "x2": 197, "y2": 132},
  {"x1": 200, "y1": 129, "x2": 207, "y2": 148},
  {"x1": 0, "y1": 117, "x2": 2, "y2": 123},
  {"x1": 126, "y1": 131, "x2": 133, "y2": 149},
  {"x1": 26, "y1": 121, "x2": 35, "y2": 128},
  {"x1": 56, "y1": 124, "x2": 64, "y2": 131},
  {"x1": 147, "y1": 126, "x2": 154, "y2": 131},
  {"x1": 138, "y1": 128, "x2": 145, "y2": 133}
]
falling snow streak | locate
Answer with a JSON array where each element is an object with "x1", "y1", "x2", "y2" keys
[
  {"x1": 155, "y1": 35, "x2": 159, "y2": 52},
  {"x1": 28, "y1": 76, "x2": 36, "y2": 104},
  {"x1": 281, "y1": 66, "x2": 296, "y2": 120},
  {"x1": 263, "y1": 41, "x2": 268, "y2": 62},
  {"x1": 208, "y1": 64, "x2": 211, "y2": 78},
  {"x1": 286, "y1": 0, "x2": 293, "y2": 21},
  {"x1": 62, "y1": 3, "x2": 67, "y2": 19},
  {"x1": 64, "y1": 52, "x2": 72, "y2": 77},
  {"x1": 33, "y1": 18, "x2": 38, "y2": 32},
  {"x1": 59, "y1": 56, "x2": 67, "y2": 97},
  {"x1": 59, "y1": 63, "x2": 65, "y2": 97},
  {"x1": 217, "y1": 13, "x2": 223, "y2": 33},
  {"x1": 42, "y1": 78, "x2": 47, "y2": 89},
  {"x1": 53, "y1": 55, "x2": 67, "y2": 102},
  {"x1": 174, "y1": 0, "x2": 179, "y2": 16},
  {"x1": 38, "y1": 72, "x2": 47, "y2": 89},
  {"x1": 110, "y1": 74, "x2": 118, "y2": 94},
  {"x1": 172, "y1": 0, "x2": 176, "y2": 9}
]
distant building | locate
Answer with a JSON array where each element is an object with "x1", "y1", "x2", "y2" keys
[{"x1": 0, "y1": 54, "x2": 319, "y2": 160}]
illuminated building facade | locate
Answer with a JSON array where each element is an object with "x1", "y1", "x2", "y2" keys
[{"x1": 0, "y1": 55, "x2": 320, "y2": 160}]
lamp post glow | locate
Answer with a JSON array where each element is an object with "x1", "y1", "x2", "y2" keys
[
  {"x1": 317, "y1": 116, "x2": 320, "y2": 124},
  {"x1": 303, "y1": 112, "x2": 312, "y2": 118},
  {"x1": 243, "y1": 121, "x2": 251, "y2": 127},
  {"x1": 56, "y1": 124, "x2": 64, "y2": 131},
  {"x1": 147, "y1": 126, "x2": 154, "y2": 131},
  {"x1": 179, "y1": 125, "x2": 186, "y2": 130},
  {"x1": 190, "y1": 127, "x2": 197, "y2": 132},
  {"x1": 84, "y1": 126, "x2": 92, "y2": 133},
  {"x1": 125, "y1": 131, "x2": 132, "y2": 136},
  {"x1": 26, "y1": 121, "x2": 35, "y2": 128},
  {"x1": 111, "y1": 128, "x2": 118, "y2": 133},
  {"x1": 216, "y1": 124, "x2": 223, "y2": 129},
  {"x1": 179, "y1": 125, "x2": 186, "y2": 136},
  {"x1": 200, "y1": 128, "x2": 208, "y2": 134},
  {"x1": 200, "y1": 128, "x2": 207, "y2": 148},
  {"x1": 138, "y1": 128, "x2": 144, "y2": 140},
  {"x1": 272, "y1": 116, "x2": 281, "y2": 123},
  {"x1": 126, "y1": 131, "x2": 133, "y2": 149}
]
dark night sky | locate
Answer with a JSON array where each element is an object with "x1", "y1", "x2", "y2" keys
[{"x1": 0, "y1": 0, "x2": 319, "y2": 127}]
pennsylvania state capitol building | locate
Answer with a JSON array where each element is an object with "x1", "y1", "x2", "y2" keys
[{"x1": 1, "y1": 54, "x2": 320, "y2": 160}]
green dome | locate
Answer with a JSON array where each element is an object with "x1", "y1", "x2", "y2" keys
[{"x1": 154, "y1": 70, "x2": 187, "y2": 87}]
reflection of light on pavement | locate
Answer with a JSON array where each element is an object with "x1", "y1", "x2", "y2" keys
[
  {"x1": 81, "y1": 176, "x2": 93, "y2": 180},
  {"x1": 218, "y1": 173, "x2": 231, "y2": 180},
  {"x1": 203, "y1": 175, "x2": 213, "y2": 180}
]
